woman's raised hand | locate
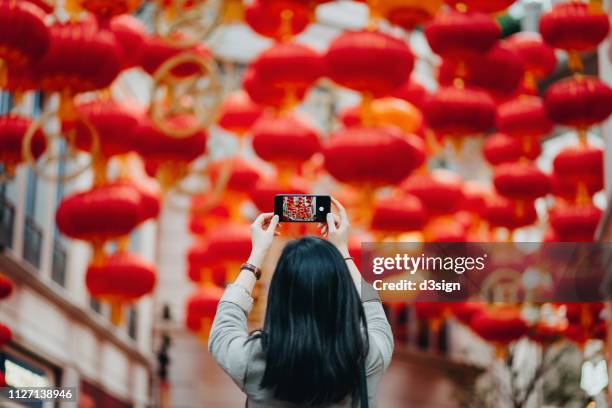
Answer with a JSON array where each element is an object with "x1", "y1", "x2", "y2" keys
[
  {"x1": 248, "y1": 213, "x2": 279, "y2": 267},
  {"x1": 325, "y1": 197, "x2": 350, "y2": 256}
]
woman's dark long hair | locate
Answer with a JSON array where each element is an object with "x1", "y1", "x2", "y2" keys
[{"x1": 256, "y1": 236, "x2": 368, "y2": 406}]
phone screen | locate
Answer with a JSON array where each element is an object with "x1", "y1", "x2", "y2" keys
[{"x1": 274, "y1": 195, "x2": 331, "y2": 223}]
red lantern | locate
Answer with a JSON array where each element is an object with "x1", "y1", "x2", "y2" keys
[
  {"x1": 195, "y1": 223, "x2": 252, "y2": 280},
  {"x1": 86, "y1": 251, "x2": 156, "y2": 323},
  {"x1": 462, "y1": 182, "x2": 490, "y2": 215},
  {"x1": 448, "y1": 42, "x2": 525, "y2": 101},
  {"x1": 69, "y1": 0, "x2": 142, "y2": 20},
  {"x1": 185, "y1": 287, "x2": 224, "y2": 335},
  {"x1": 376, "y1": 0, "x2": 443, "y2": 31},
  {"x1": 483, "y1": 132, "x2": 541, "y2": 166},
  {"x1": 444, "y1": 0, "x2": 515, "y2": 13},
  {"x1": 529, "y1": 321, "x2": 565, "y2": 345},
  {"x1": 552, "y1": 144, "x2": 604, "y2": 200},
  {"x1": 56, "y1": 183, "x2": 143, "y2": 243},
  {"x1": 370, "y1": 195, "x2": 427, "y2": 234},
  {"x1": 392, "y1": 77, "x2": 429, "y2": 109},
  {"x1": 251, "y1": 42, "x2": 323, "y2": 93},
  {"x1": 0, "y1": 275, "x2": 13, "y2": 300},
  {"x1": 424, "y1": 10, "x2": 499, "y2": 63},
  {"x1": 423, "y1": 86, "x2": 496, "y2": 138},
  {"x1": 485, "y1": 194, "x2": 537, "y2": 230},
  {"x1": 133, "y1": 116, "x2": 207, "y2": 183},
  {"x1": 217, "y1": 91, "x2": 264, "y2": 137},
  {"x1": 108, "y1": 14, "x2": 147, "y2": 70},
  {"x1": 496, "y1": 96, "x2": 553, "y2": 140},
  {"x1": 139, "y1": 35, "x2": 211, "y2": 78},
  {"x1": 34, "y1": 20, "x2": 121, "y2": 94},
  {"x1": 208, "y1": 157, "x2": 263, "y2": 195},
  {"x1": 0, "y1": 323, "x2": 12, "y2": 346},
  {"x1": 452, "y1": 301, "x2": 484, "y2": 325},
  {"x1": 249, "y1": 177, "x2": 309, "y2": 212},
  {"x1": 252, "y1": 112, "x2": 321, "y2": 168},
  {"x1": 117, "y1": 177, "x2": 161, "y2": 223},
  {"x1": 325, "y1": 30, "x2": 414, "y2": 97},
  {"x1": 0, "y1": 114, "x2": 46, "y2": 175},
  {"x1": 470, "y1": 306, "x2": 528, "y2": 347},
  {"x1": 549, "y1": 202, "x2": 602, "y2": 242},
  {"x1": 402, "y1": 170, "x2": 464, "y2": 216},
  {"x1": 323, "y1": 126, "x2": 425, "y2": 186},
  {"x1": 544, "y1": 76, "x2": 612, "y2": 129},
  {"x1": 493, "y1": 161, "x2": 550, "y2": 202},
  {"x1": 245, "y1": 0, "x2": 311, "y2": 41},
  {"x1": 190, "y1": 201, "x2": 230, "y2": 235},
  {"x1": 506, "y1": 32, "x2": 557, "y2": 86},
  {"x1": 540, "y1": 2, "x2": 610, "y2": 52},
  {"x1": 70, "y1": 98, "x2": 140, "y2": 158},
  {"x1": 242, "y1": 64, "x2": 307, "y2": 108},
  {"x1": 0, "y1": 0, "x2": 49, "y2": 70}
]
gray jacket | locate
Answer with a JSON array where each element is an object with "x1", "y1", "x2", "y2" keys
[{"x1": 208, "y1": 283, "x2": 394, "y2": 407}]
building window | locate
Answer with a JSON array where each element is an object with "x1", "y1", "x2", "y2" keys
[
  {"x1": 127, "y1": 307, "x2": 138, "y2": 340},
  {"x1": 0, "y1": 185, "x2": 15, "y2": 249},
  {"x1": 51, "y1": 240, "x2": 67, "y2": 286},
  {"x1": 90, "y1": 298, "x2": 101, "y2": 313}
]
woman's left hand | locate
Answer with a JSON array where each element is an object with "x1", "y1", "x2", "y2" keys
[{"x1": 248, "y1": 213, "x2": 279, "y2": 267}]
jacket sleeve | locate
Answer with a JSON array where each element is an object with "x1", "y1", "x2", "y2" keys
[
  {"x1": 208, "y1": 283, "x2": 255, "y2": 390},
  {"x1": 361, "y1": 284, "x2": 394, "y2": 375}
]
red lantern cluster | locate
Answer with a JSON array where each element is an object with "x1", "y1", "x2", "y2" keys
[{"x1": 0, "y1": 114, "x2": 47, "y2": 176}]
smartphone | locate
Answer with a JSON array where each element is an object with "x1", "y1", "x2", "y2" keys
[{"x1": 274, "y1": 195, "x2": 331, "y2": 223}]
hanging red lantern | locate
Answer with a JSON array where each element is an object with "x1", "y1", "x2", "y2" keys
[
  {"x1": 483, "y1": 132, "x2": 541, "y2": 166},
  {"x1": 209, "y1": 157, "x2": 263, "y2": 196},
  {"x1": 391, "y1": 77, "x2": 429, "y2": 109},
  {"x1": 56, "y1": 183, "x2": 143, "y2": 245},
  {"x1": 34, "y1": 20, "x2": 121, "y2": 95},
  {"x1": 505, "y1": 32, "x2": 557, "y2": 91},
  {"x1": 251, "y1": 42, "x2": 323, "y2": 95},
  {"x1": 0, "y1": 0, "x2": 49, "y2": 76},
  {"x1": 529, "y1": 321, "x2": 565, "y2": 346},
  {"x1": 117, "y1": 177, "x2": 162, "y2": 223},
  {"x1": 133, "y1": 116, "x2": 207, "y2": 187},
  {"x1": 452, "y1": 301, "x2": 484, "y2": 325},
  {"x1": 249, "y1": 177, "x2": 309, "y2": 212},
  {"x1": 444, "y1": 0, "x2": 516, "y2": 13},
  {"x1": 496, "y1": 96, "x2": 553, "y2": 141},
  {"x1": 243, "y1": 65, "x2": 307, "y2": 108},
  {"x1": 549, "y1": 202, "x2": 602, "y2": 242},
  {"x1": 323, "y1": 126, "x2": 425, "y2": 186},
  {"x1": 193, "y1": 223, "x2": 252, "y2": 280},
  {"x1": 485, "y1": 194, "x2": 537, "y2": 230},
  {"x1": 544, "y1": 76, "x2": 612, "y2": 129},
  {"x1": 440, "y1": 42, "x2": 525, "y2": 101},
  {"x1": 69, "y1": 98, "x2": 141, "y2": 158},
  {"x1": 217, "y1": 90, "x2": 264, "y2": 137},
  {"x1": 190, "y1": 201, "x2": 230, "y2": 235},
  {"x1": 251, "y1": 111, "x2": 321, "y2": 169},
  {"x1": 462, "y1": 182, "x2": 490, "y2": 215},
  {"x1": 108, "y1": 14, "x2": 147, "y2": 70},
  {"x1": 185, "y1": 287, "x2": 224, "y2": 336},
  {"x1": 470, "y1": 306, "x2": 528, "y2": 350},
  {"x1": 245, "y1": 0, "x2": 311, "y2": 41},
  {"x1": 86, "y1": 251, "x2": 156, "y2": 324},
  {"x1": 0, "y1": 114, "x2": 47, "y2": 176},
  {"x1": 0, "y1": 323, "x2": 12, "y2": 346},
  {"x1": 423, "y1": 86, "x2": 496, "y2": 138},
  {"x1": 139, "y1": 35, "x2": 211, "y2": 79},
  {"x1": 376, "y1": 0, "x2": 443, "y2": 31},
  {"x1": 493, "y1": 161, "x2": 551, "y2": 202},
  {"x1": 66, "y1": 0, "x2": 142, "y2": 20},
  {"x1": 552, "y1": 144, "x2": 604, "y2": 200},
  {"x1": 370, "y1": 195, "x2": 427, "y2": 234},
  {"x1": 325, "y1": 30, "x2": 414, "y2": 97},
  {"x1": 402, "y1": 170, "x2": 465, "y2": 216},
  {"x1": 540, "y1": 2, "x2": 610, "y2": 53},
  {"x1": 0, "y1": 275, "x2": 13, "y2": 300},
  {"x1": 424, "y1": 10, "x2": 499, "y2": 63},
  {"x1": 340, "y1": 98, "x2": 423, "y2": 135}
]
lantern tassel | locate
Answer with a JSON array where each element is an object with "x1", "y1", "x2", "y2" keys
[{"x1": 110, "y1": 301, "x2": 124, "y2": 325}]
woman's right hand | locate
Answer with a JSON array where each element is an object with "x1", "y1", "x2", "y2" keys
[{"x1": 325, "y1": 197, "x2": 350, "y2": 256}]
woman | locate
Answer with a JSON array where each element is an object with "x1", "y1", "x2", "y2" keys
[{"x1": 209, "y1": 198, "x2": 393, "y2": 407}]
